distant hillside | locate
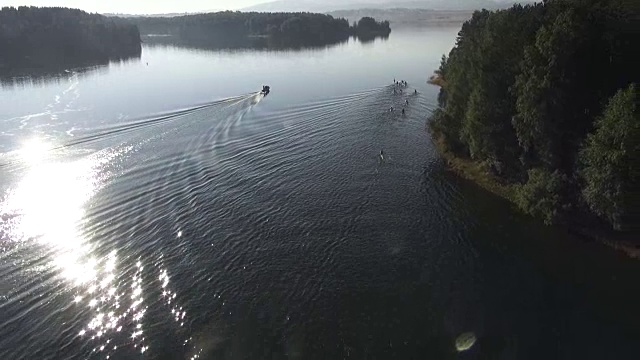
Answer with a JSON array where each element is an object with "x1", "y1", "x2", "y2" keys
[
  {"x1": 328, "y1": 9, "x2": 474, "y2": 27},
  {"x1": 244, "y1": 0, "x2": 531, "y2": 12}
]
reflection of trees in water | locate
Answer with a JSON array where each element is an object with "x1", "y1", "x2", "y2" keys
[
  {"x1": 141, "y1": 33, "x2": 389, "y2": 52},
  {"x1": 0, "y1": 7, "x2": 143, "y2": 88},
  {"x1": 143, "y1": 34, "x2": 347, "y2": 52},
  {"x1": 0, "y1": 7, "x2": 142, "y2": 72},
  {"x1": 0, "y1": 54, "x2": 140, "y2": 89},
  {"x1": 355, "y1": 33, "x2": 390, "y2": 44}
]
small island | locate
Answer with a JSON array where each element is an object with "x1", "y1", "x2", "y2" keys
[
  {"x1": 131, "y1": 12, "x2": 391, "y2": 50},
  {"x1": 350, "y1": 16, "x2": 391, "y2": 38},
  {"x1": 0, "y1": 7, "x2": 142, "y2": 73},
  {"x1": 427, "y1": 0, "x2": 638, "y2": 246}
]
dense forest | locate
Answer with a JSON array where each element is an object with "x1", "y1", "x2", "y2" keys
[
  {"x1": 0, "y1": 7, "x2": 141, "y2": 71},
  {"x1": 429, "y1": 0, "x2": 638, "y2": 233},
  {"x1": 131, "y1": 12, "x2": 390, "y2": 48},
  {"x1": 351, "y1": 17, "x2": 391, "y2": 37}
]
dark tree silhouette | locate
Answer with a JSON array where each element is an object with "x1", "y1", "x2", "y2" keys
[
  {"x1": 131, "y1": 12, "x2": 389, "y2": 49},
  {"x1": 351, "y1": 17, "x2": 391, "y2": 37},
  {"x1": 0, "y1": 6, "x2": 141, "y2": 71}
]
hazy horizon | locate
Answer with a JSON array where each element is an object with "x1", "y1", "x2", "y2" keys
[
  {"x1": 0, "y1": 0, "x2": 528, "y2": 15},
  {"x1": 0, "y1": 0, "x2": 271, "y2": 14}
]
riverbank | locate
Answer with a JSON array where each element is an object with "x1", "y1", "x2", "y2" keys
[
  {"x1": 432, "y1": 134, "x2": 515, "y2": 202},
  {"x1": 430, "y1": 132, "x2": 640, "y2": 259}
]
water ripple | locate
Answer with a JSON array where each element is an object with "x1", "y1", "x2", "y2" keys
[{"x1": 0, "y1": 84, "x2": 463, "y2": 359}]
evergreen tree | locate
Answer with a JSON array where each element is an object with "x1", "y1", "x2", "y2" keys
[
  {"x1": 580, "y1": 84, "x2": 639, "y2": 230},
  {"x1": 428, "y1": 0, "x2": 639, "y2": 230}
]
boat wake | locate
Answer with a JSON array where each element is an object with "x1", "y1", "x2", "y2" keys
[{"x1": 0, "y1": 92, "x2": 260, "y2": 170}]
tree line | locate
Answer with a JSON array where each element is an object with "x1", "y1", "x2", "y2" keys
[
  {"x1": 429, "y1": 0, "x2": 638, "y2": 232},
  {"x1": 351, "y1": 17, "x2": 391, "y2": 37},
  {"x1": 0, "y1": 6, "x2": 141, "y2": 71},
  {"x1": 0, "y1": 8, "x2": 390, "y2": 69},
  {"x1": 130, "y1": 12, "x2": 390, "y2": 47}
]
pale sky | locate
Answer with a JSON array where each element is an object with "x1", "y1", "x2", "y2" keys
[{"x1": 0, "y1": 0, "x2": 272, "y2": 14}]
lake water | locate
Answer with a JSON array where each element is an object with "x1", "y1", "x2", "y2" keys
[{"x1": 1, "y1": 27, "x2": 639, "y2": 359}]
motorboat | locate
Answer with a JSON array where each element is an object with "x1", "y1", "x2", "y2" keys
[{"x1": 261, "y1": 85, "x2": 270, "y2": 95}]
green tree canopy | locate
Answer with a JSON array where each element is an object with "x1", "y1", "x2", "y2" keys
[
  {"x1": 428, "y1": 0, "x2": 639, "y2": 230},
  {"x1": 580, "y1": 84, "x2": 639, "y2": 230}
]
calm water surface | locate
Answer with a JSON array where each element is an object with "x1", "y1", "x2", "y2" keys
[{"x1": 1, "y1": 27, "x2": 639, "y2": 359}]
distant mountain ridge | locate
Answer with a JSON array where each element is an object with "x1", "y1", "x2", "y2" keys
[{"x1": 243, "y1": 0, "x2": 533, "y2": 12}]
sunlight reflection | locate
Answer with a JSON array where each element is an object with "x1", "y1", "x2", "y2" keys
[
  {"x1": 18, "y1": 138, "x2": 52, "y2": 164},
  {"x1": 159, "y1": 267, "x2": 187, "y2": 326},
  {"x1": 0, "y1": 138, "x2": 154, "y2": 356},
  {"x1": 157, "y1": 257, "x2": 200, "y2": 358},
  {"x1": 0, "y1": 137, "x2": 196, "y2": 357},
  {"x1": 76, "y1": 251, "x2": 150, "y2": 357},
  {"x1": 2, "y1": 138, "x2": 99, "y2": 285}
]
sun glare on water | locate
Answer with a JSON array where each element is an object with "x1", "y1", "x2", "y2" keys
[
  {"x1": 3, "y1": 138, "x2": 99, "y2": 284},
  {"x1": 18, "y1": 138, "x2": 52, "y2": 164},
  {"x1": 1, "y1": 137, "x2": 190, "y2": 356}
]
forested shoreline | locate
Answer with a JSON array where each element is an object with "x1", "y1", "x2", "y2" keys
[
  {"x1": 130, "y1": 12, "x2": 390, "y2": 48},
  {"x1": 0, "y1": 8, "x2": 389, "y2": 69},
  {"x1": 428, "y1": 0, "x2": 638, "y2": 237},
  {"x1": 0, "y1": 7, "x2": 141, "y2": 71}
]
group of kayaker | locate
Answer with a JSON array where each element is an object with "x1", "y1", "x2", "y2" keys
[
  {"x1": 392, "y1": 79, "x2": 407, "y2": 95},
  {"x1": 390, "y1": 78, "x2": 417, "y2": 115},
  {"x1": 382, "y1": 78, "x2": 420, "y2": 160},
  {"x1": 394, "y1": 79, "x2": 407, "y2": 87}
]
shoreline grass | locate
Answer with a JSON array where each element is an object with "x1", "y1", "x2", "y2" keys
[{"x1": 430, "y1": 133, "x2": 640, "y2": 259}]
